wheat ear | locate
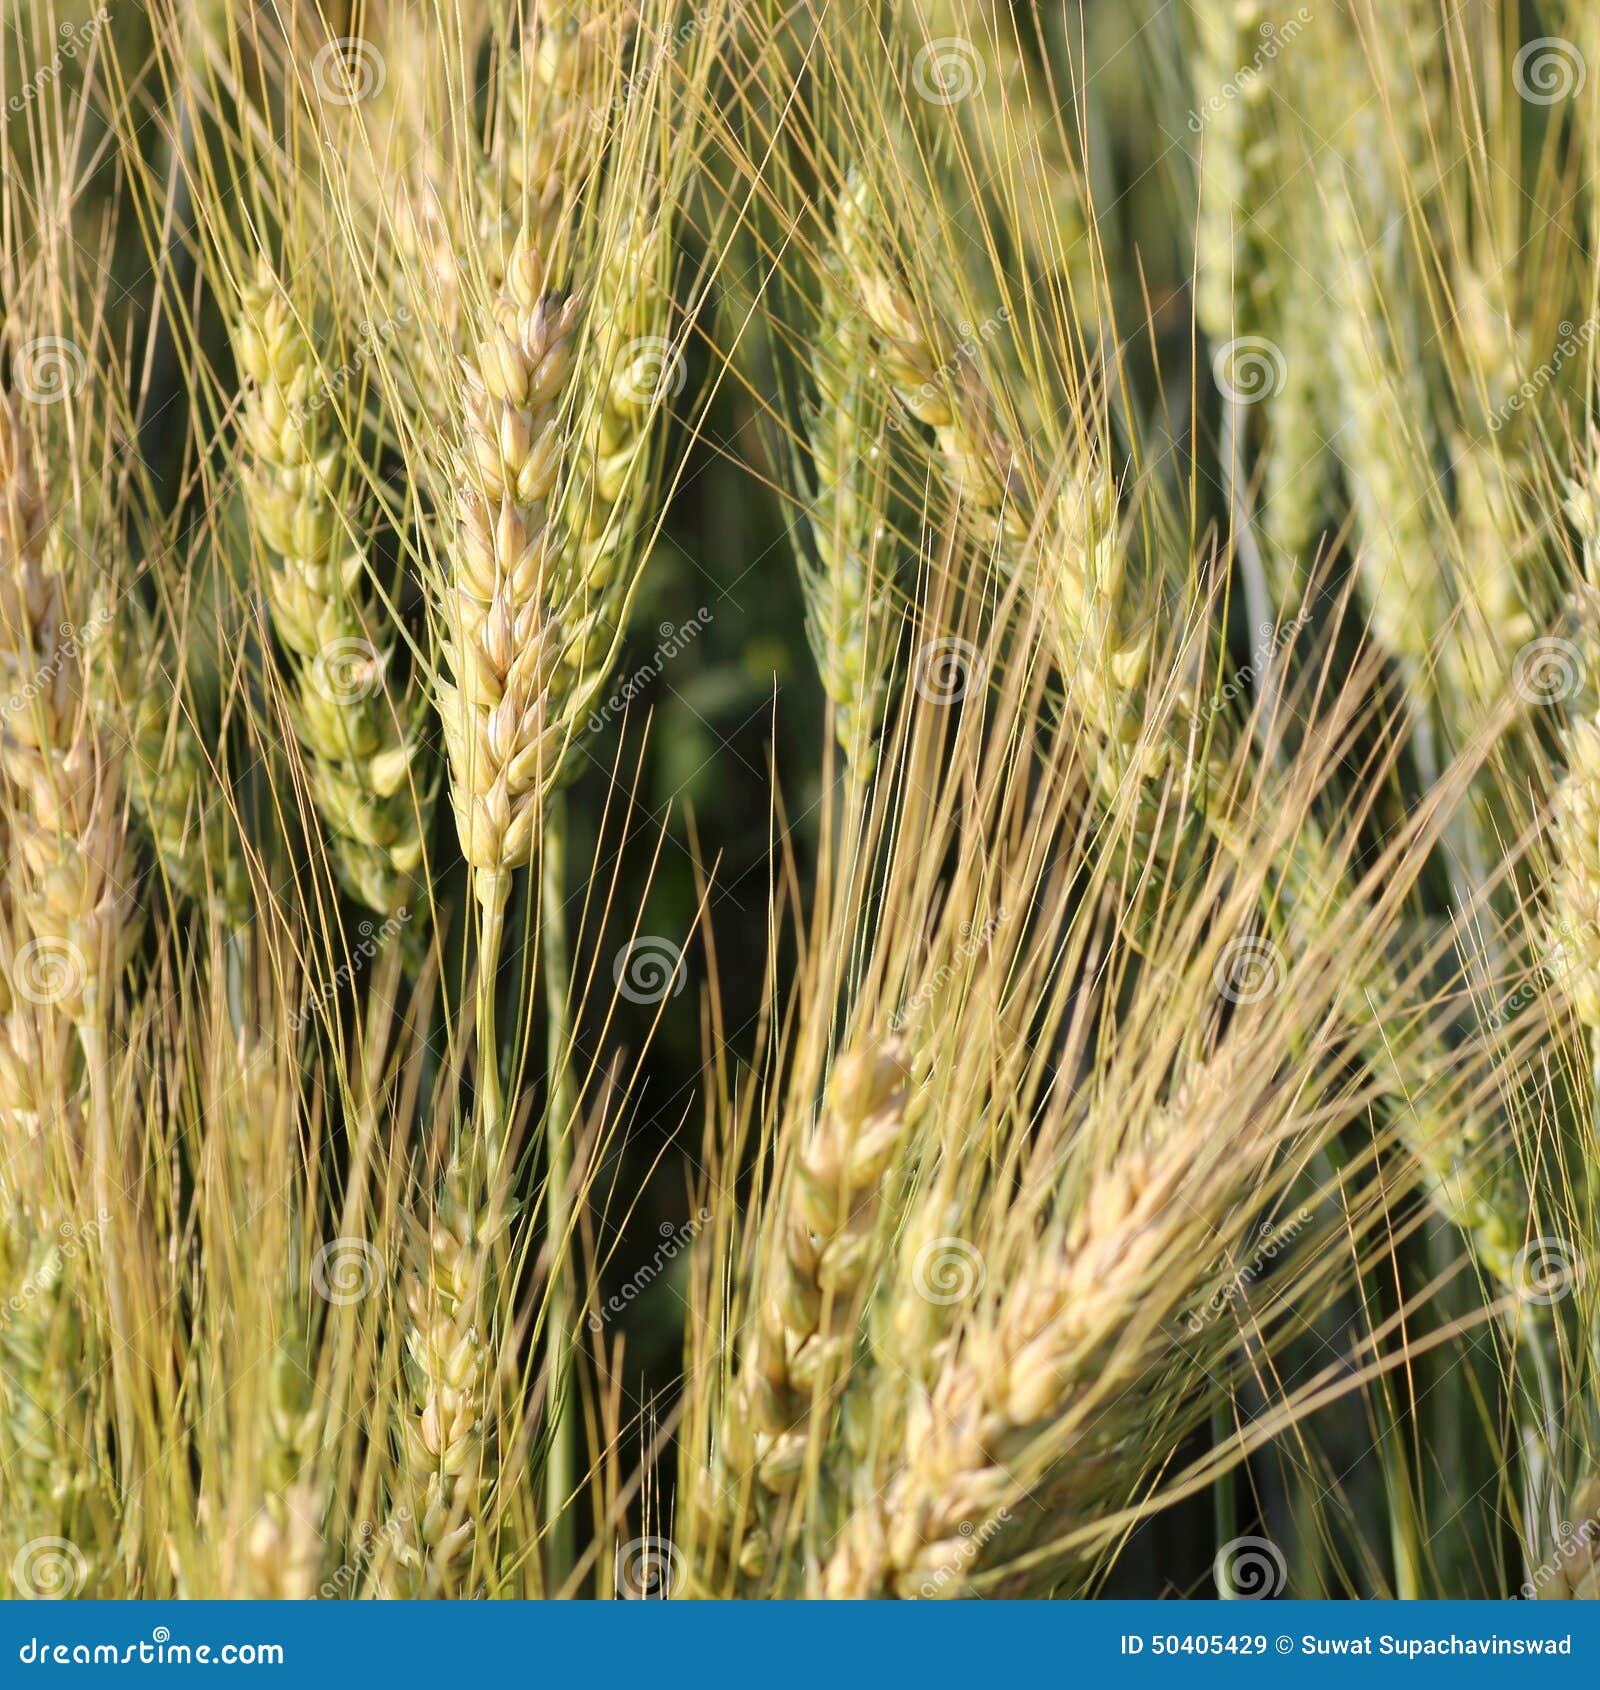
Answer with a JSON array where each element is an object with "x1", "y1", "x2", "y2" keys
[
  {"x1": 376, "y1": 1163, "x2": 503, "y2": 1597},
  {"x1": 0, "y1": 390, "x2": 146, "y2": 1481},
  {"x1": 231, "y1": 264, "x2": 430, "y2": 918},
  {"x1": 707, "y1": 1037, "x2": 910, "y2": 1581},
  {"x1": 800, "y1": 269, "x2": 895, "y2": 776}
]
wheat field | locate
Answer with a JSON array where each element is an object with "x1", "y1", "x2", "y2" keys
[{"x1": 0, "y1": 0, "x2": 1598, "y2": 1602}]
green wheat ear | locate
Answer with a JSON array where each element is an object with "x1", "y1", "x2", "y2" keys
[{"x1": 231, "y1": 263, "x2": 433, "y2": 923}]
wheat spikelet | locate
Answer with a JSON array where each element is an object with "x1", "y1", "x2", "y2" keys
[
  {"x1": 821, "y1": 1149, "x2": 1187, "y2": 1598},
  {"x1": 833, "y1": 172, "x2": 1027, "y2": 565},
  {"x1": 1188, "y1": 0, "x2": 1278, "y2": 345},
  {"x1": 0, "y1": 1215, "x2": 96, "y2": 1563},
  {"x1": 224, "y1": 1341, "x2": 321, "y2": 1599},
  {"x1": 704, "y1": 1038, "x2": 909, "y2": 1581},
  {"x1": 555, "y1": 210, "x2": 670, "y2": 686},
  {"x1": 1273, "y1": 821, "x2": 1527, "y2": 1288},
  {"x1": 1549, "y1": 713, "x2": 1600, "y2": 1033},
  {"x1": 1318, "y1": 140, "x2": 1448, "y2": 673},
  {"x1": 123, "y1": 607, "x2": 249, "y2": 924},
  {"x1": 377, "y1": 1165, "x2": 504, "y2": 1597},
  {"x1": 231, "y1": 265, "x2": 429, "y2": 917},
  {"x1": 439, "y1": 247, "x2": 580, "y2": 916},
  {"x1": 0, "y1": 394, "x2": 138, "y2": 1021},
  {"x1": 800, "y1": 282, "x2": 894, "y2": 774},
  {"x1": 830, "y1": 176, "x2": 1152, "y2": 778}
]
